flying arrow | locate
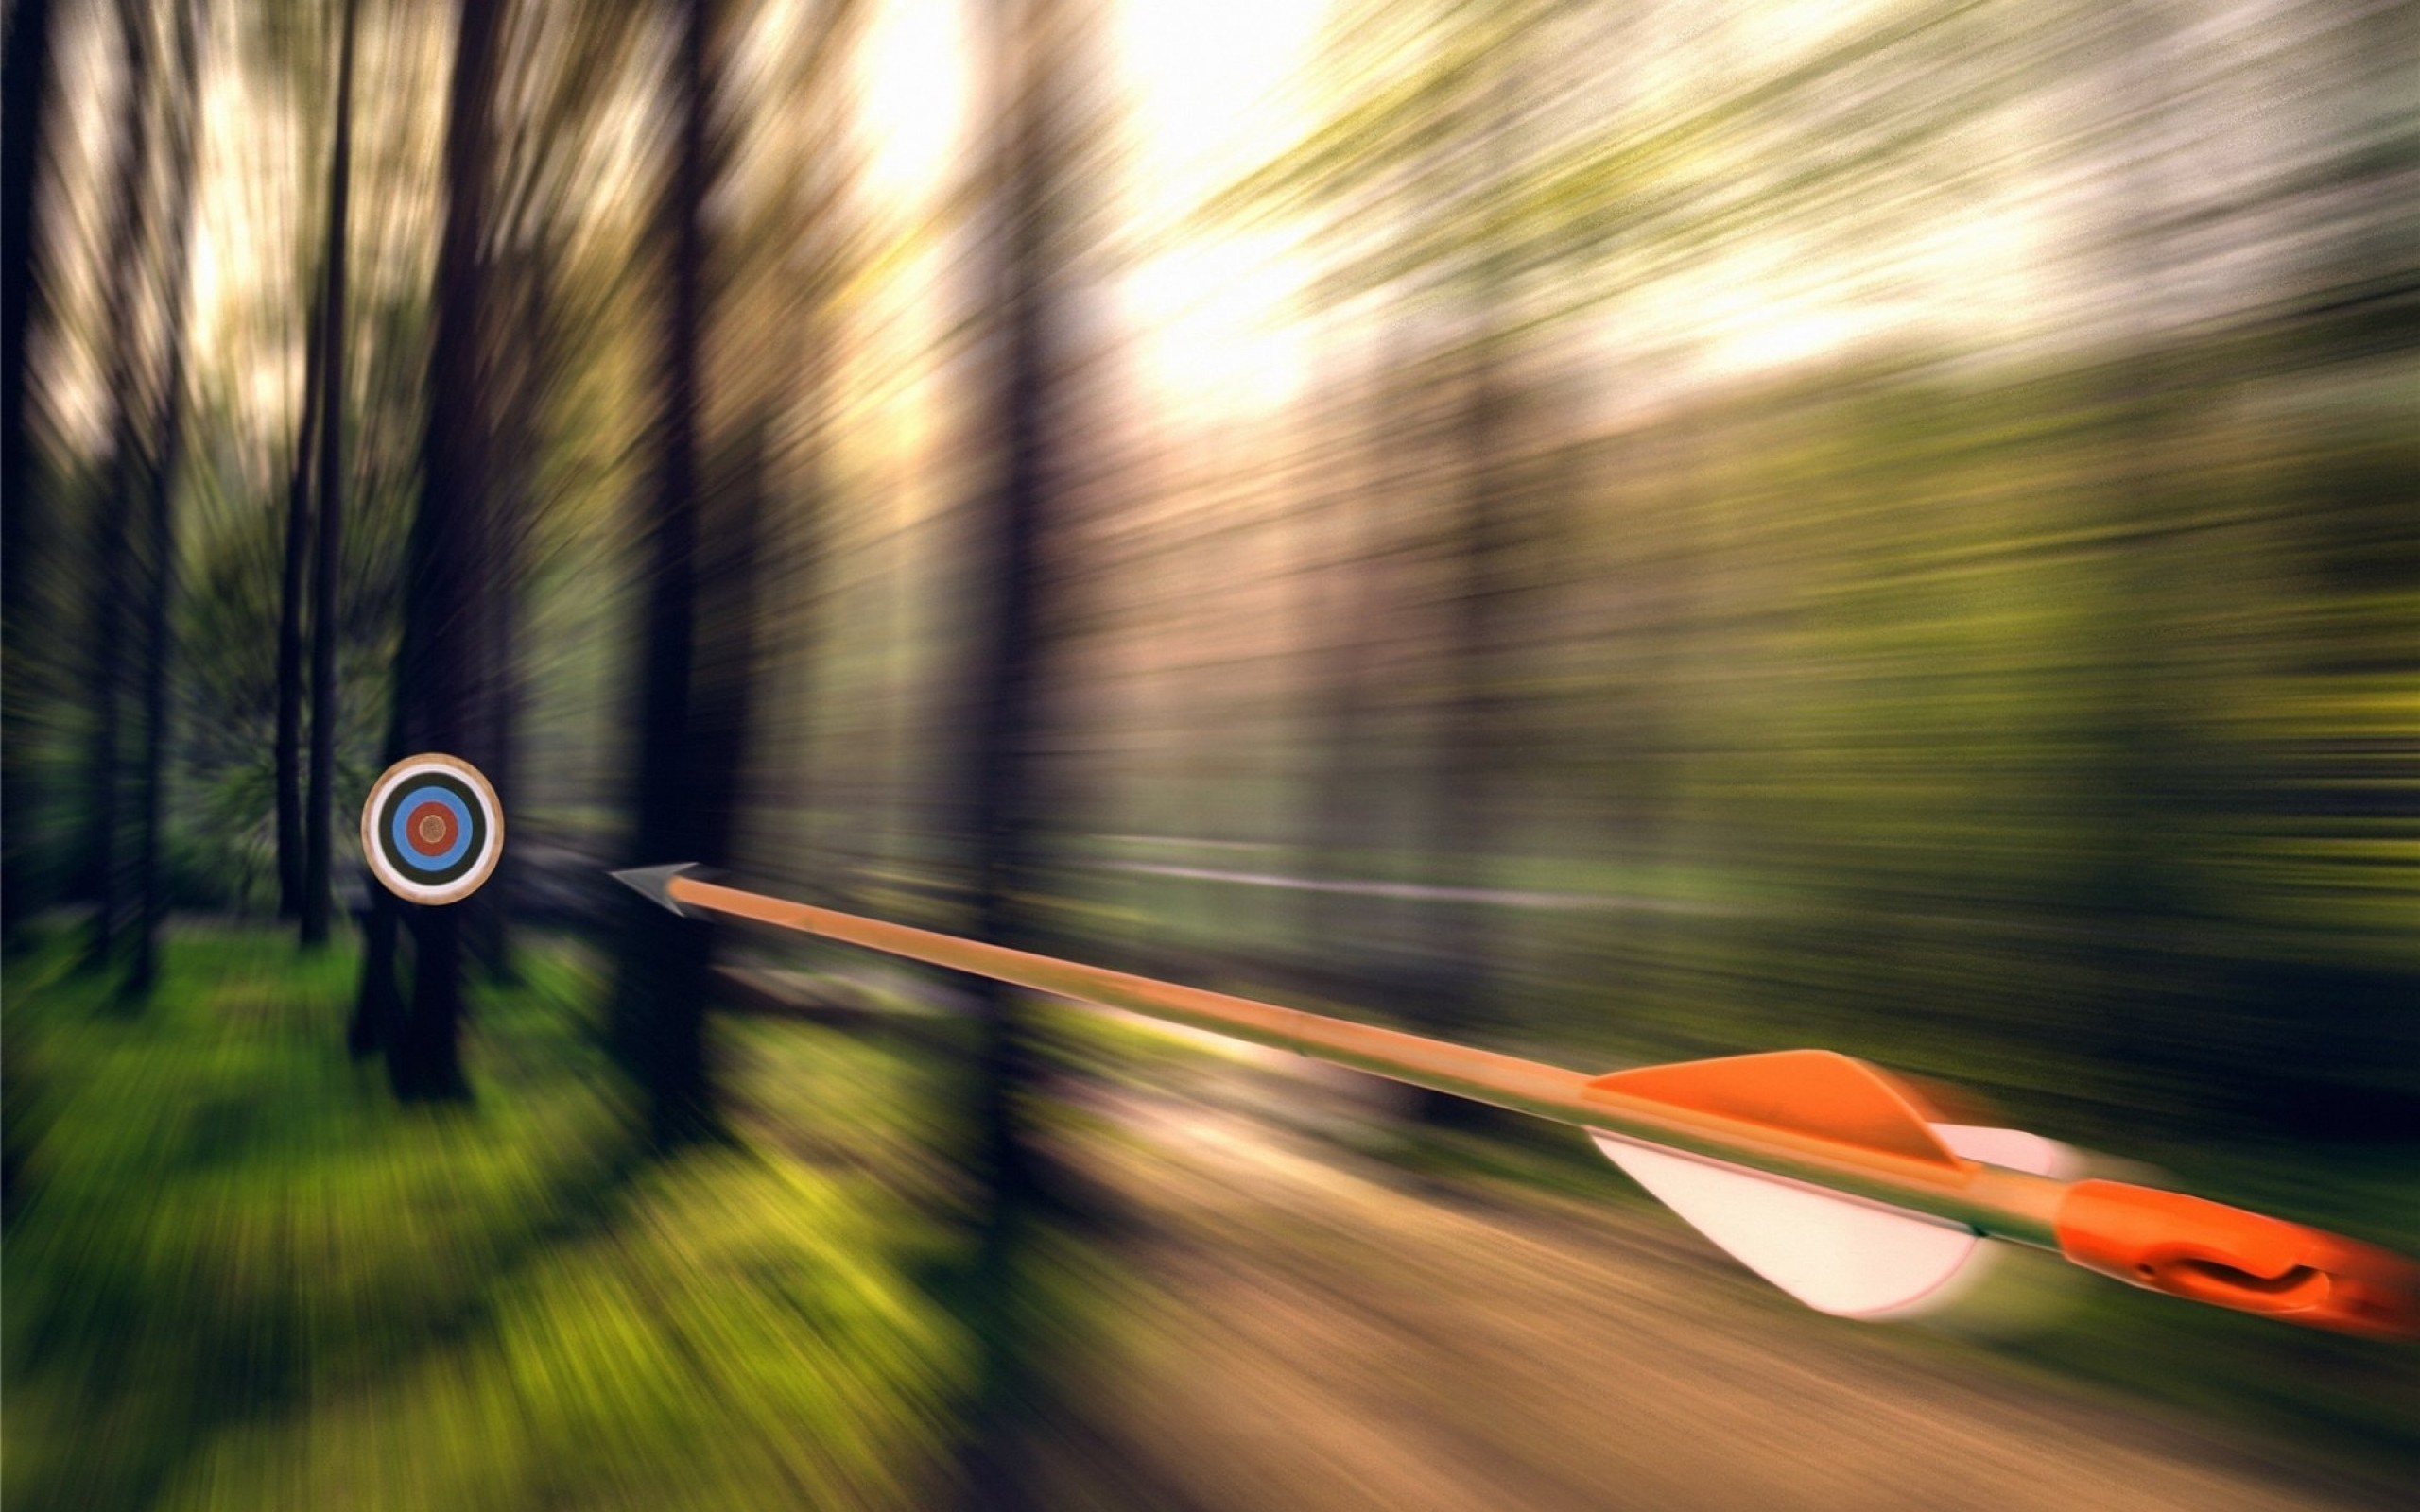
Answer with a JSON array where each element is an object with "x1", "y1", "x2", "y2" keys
[{"x1": 615, "y1": 863, "x2": 2418, "y2": 1338}]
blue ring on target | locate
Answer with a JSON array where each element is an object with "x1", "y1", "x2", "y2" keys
[{"x1": 390, "y1": 784, "x2": 476, "y2": 871}]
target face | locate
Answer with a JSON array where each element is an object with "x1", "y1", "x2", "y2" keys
[{"x1": 361, "y1": 752, "x2": 504, "y2": 905}]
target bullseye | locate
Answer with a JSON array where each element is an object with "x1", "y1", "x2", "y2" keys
[
  {"x1": 407, "y1": 803, "x2": 456, "y2": 855},
  {"x1": 361, "y1": 752, "x2": 503, "y2": 904}
]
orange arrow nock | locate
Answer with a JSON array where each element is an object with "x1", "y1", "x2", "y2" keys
[{"x1": 2056, "y1": 1180, "x2": 2420, "y2": 1339}]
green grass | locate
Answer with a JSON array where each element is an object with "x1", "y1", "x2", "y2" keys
[{"x1": 3, "y1": 930, "x2": 964, "y2": 1512}]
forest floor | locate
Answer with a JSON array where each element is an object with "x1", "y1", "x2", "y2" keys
[
  {"x1": 1021, "y1": 1077, "x2": 2411, "y2": 1511},
  {"x1": 742, "y1": 962, "x2": 2420, "y2": 1512},
  {"x1": 8, "y1": 924, "x2": 2416, "y2": 1511}
]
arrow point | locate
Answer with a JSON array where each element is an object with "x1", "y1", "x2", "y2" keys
[{"x1": 612, "y1": 863, "x2": 700, "y2": 915}]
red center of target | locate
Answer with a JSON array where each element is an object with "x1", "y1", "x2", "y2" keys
[{"x1": 406, "y1": 800, "x2": 458, "y2": 857}]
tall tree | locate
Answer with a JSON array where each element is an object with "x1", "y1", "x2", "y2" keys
[
  {"x1": 384, "y1": 0, "x2": 499, "y2": 1098},
  {"x1": 347, "y1": 676, "x2": 407, "y2": 1058},
  {"x1": 1225, "y1": 0, "x2": 1546, "y2": 1102},
  {"x1": 464, "y1": 243, "x2": 542, "y2": 984},
  {"x1": 1301, "y1": 336, "x2": 1406, "y2": 970},
  {"x1": 355, "y1": 0, "x2": 648, "y2": 1055},
  {"x1": 1406, "y1": 55, "x2": 1529, "y2": 1117},
  {"x1": 466, "y1": 1, "x2": 652, "y2": 983},
  {"x1": 610, "y1": 0, "x2": 730, "y2": 1144},
  {"x1": 78, "y1": 0, "x2": 156, "y2": 975},
  {"x1": 950, "y1": 0, "x2": 1085, "y2": 1500},
  {"x1": 300, "y1": 0, "x2": 358, "y2": 947},
  {"x1": 1, "y1": 0, "x2": 60, "y2": 949},
  {"x1": 274, "y1": 272, "x2": 325, "y2": 919},
  {"x1": 127, "y1": 0, "x2": 202, "y2": 1000}
]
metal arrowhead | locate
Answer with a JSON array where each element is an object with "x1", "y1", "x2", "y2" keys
[{"x1": 611, "y1": 863, "x2": 700, "y2": 916}]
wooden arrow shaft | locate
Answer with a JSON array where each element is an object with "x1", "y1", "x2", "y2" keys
[
  {"x1": 667, "y1": 874, "x2": 2068, "y2": 1247},
  {"x1": 665, "y1": 872, "x2": 2420, "y2": 1335}
]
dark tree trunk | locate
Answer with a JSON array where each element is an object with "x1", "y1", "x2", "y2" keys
[
  {"x1": 2, "y1": 0, "x2": 59, "y2": 949},
  {"x1": 301, "y1": 0, "x2": 358, "y2": 948},
  {"x1": 386, "y1": 0, "x2": 496, "y2": 1101},
  {"x1": 1302, "y1": 344, "x2": 1399, "y2": 956},
  {"x1": 78, "y1": 0, "x2": 153, "y2": 977},
  {"x1": 967, "y1": 0, "x2": 1064, "y2": 1195},
  {"x1": 2074, "y1": 10, "x2": 2217, "y2": 1108},
  {"x1": 1404, "y1": 60, "x2": 1527, "y2": 1128},
  {"x1": 951, "y1": 1, "x2": 1072, "y2": 1503},
  {"x1": 275, "y1": 274, "x2": 325, "y2": 920},
  {"x1": 468, "y1": 249, "x2": 544, "y2": 985},
  {"x1": 127, "y1": 0, "x2": 201, "y2": 1002},
  {"x1": 348, "y1": 888, "x2": 402, "y2": 1054},
  {"x1": 692, "y1": 419, "x2": 768, "y2": 870},
  {"x1": 1402, "y1": 324, "x2": 1520, "y2": 1126},
  {"x1": 347, "y1": 677, "x2": 409, "y2": 1058},
  {"x1": 610, "y1": 0, "x2": 726, "y2": 1146},
  {"x1": 347, "y1": 282, "x2": 429, "y2": 1057}
]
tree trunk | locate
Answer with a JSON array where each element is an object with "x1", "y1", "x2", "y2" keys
[
  {"x1": 347, "y1": 668, "x2": 409, "y2": 1058},
  {"x1": 301, "y1": 0, "x2": 358, "y2": 947},
  {"x1": 275, "y1": 273, "x2": 325, "y2": 920},
  {"x1": 2, "y1": 0, "x2": 59, "y2": 950},
  {"x1": 127, "y1": 0, "x2": 201, "y2": 1002},
  {"x1": 951, "y1": 2, "x2": 1073, "y2": 1503},
  {"x1": 468, "y1": 249, "x2": 544, "y2": 985},
  {"x1": 1302, "y1": 340, "x2": 1400, "y2": 962},
  {"x1": 1411, "y1": 319, "x2": 1515, "y2": 1032},
  {"x1": 386, "y1": 0, "x2": 496, "y2": 1100},
  {"x1": 1406, "y1": 58, "x2": 1526, "y2": 1127},
  {"x1": 78, "y1": 0, "x2": 153, "y2": 977},
  {"x1": 610, "y1": 0, "x2": 724, "y2": 1145},
  {"x1": 965, "y1": 0, "x2": 1058, "y2": 1194}
]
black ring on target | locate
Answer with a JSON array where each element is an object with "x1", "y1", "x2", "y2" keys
[{"x1": 361, "y1": 753, "x2": 504, "y2": 905}]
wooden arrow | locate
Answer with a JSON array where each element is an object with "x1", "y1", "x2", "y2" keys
[{"x1": 616, "y1": 864, "x2": 2418, "y2": 1338}]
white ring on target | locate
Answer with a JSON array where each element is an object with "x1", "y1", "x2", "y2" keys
[{"x1": 360, "y1": 752, "x2": 505, "y2": 905}]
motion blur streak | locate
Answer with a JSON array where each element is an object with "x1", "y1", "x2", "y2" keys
[{"x1": 3, "y1": 0, "x2": 2415, "y2": 1509}]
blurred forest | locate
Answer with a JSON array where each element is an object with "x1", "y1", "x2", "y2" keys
[{"x1": 4, "y1": 0, "x2": 2417, "y2": 1508}]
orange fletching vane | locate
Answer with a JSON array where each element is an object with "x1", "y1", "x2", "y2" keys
[{"x1": 1586, "y1": 1050, "x2": 1966, "y2": 1170}]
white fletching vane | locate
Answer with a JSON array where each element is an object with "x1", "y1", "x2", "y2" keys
[{"x1": 1591, "y1": 1124, "x2": 2075, "y2": 1320}]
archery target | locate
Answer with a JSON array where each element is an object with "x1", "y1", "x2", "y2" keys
[{"x1": 361, "y1": 753, "x2": 504, "y2": 904}]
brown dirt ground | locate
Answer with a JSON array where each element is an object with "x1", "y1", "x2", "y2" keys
[{"x1": 1023, "y1": 1079, "x2": 2391, "y2": 1512}]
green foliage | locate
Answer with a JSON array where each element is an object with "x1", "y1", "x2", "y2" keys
[{"x1": 3, "y1": 931, "x2": 962, "y2": 1512}]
